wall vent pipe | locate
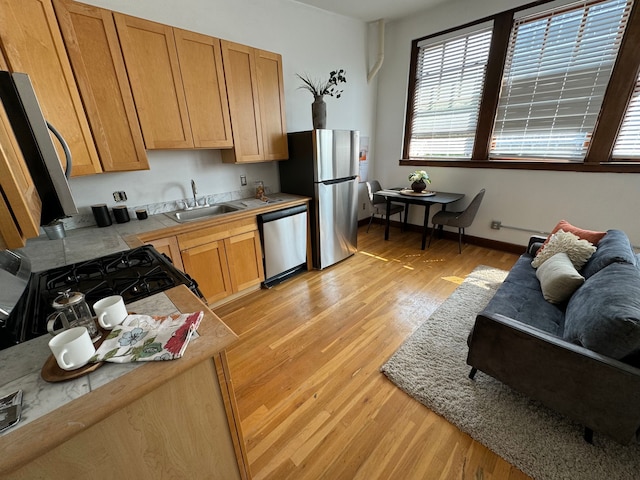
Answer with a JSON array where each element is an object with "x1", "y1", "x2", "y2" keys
[{"x1": 367, "y1": 19, "x2": 385, "y2": 83}]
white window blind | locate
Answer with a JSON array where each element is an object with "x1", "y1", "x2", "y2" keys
[
  {"x1": 408, "y1": 26, "x2": 492, "y2": 159},
  {"x1": 491, "y1": 0, "x2": 632, "y2": 161},
  {"x1": 612, "y1": 70, "x2": 640, "y2": 159}
]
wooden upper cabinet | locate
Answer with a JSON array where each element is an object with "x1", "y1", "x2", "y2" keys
[
  {"x1": 0, "y1": 0, "x2": 102, "y2": 176},
  {"x1": 220, "y1": 41, "x2": 288, "y2": 163},
  {"x1": 174, "y1": 29, "x2": 232, "y2": 149},
  {"x1": 0, "y1": 101, "x2": 42, "y2": 249},
  {"x1": 114, "y1": 15, "x2": 232, "y2": 150},
  {"x1": 52, "y1": 0, "x2": 149, "y2": 172},
  {"x1": 220, "y1": 41, "x2": 264, "y2": 163},
  {"x1": 255, "y1": 50, "x2": 288, "y2": 161},
  {"x1": 114, "y1": 13, "x2": 193, "y2": 149}
]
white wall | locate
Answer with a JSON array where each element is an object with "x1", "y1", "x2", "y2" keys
[
  {"x1": 374, "y1": 0, "x2": 640, "y2": 247},
  {"x1": 70, "y1": 0, "x2": 377, "y2": 217}
]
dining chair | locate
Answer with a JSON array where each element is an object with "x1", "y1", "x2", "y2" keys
[
  {"x1": 365, "y1": 180, "x2": 404, "y2": 233},
  {"x1": 428, "y1": 188, "x2": 485, "y2": 253}
]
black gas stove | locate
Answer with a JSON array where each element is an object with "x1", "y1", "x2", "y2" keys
[{"x1": 0, "y1": 246, "x2": 202, "y2": 350}]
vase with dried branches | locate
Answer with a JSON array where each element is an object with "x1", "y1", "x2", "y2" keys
[{"x1": 297, "y1": 69, "x2": 346, "y2": 129}]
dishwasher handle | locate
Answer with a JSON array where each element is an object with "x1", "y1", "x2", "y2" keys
[{"x1": 259, "y1": 204, "x2": 307, "y2": 223}]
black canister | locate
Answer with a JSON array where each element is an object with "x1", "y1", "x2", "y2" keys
[
  {"x1": 135, "y1": 209, "x2": 148, "y2": 220},
  {"x1": 91, "y1": 204, "x2": 112, "y2": 227},
  {"x1": 112, "y1": 206, "x2": 130, "y2": 223}
]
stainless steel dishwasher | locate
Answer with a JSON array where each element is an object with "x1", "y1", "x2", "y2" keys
[{"x1": 258, "y1": 205, "x2": 308, "y2": 287}]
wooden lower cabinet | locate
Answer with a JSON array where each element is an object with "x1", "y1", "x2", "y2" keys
[
  {"x1": 178, "y1": 218, "x2": 265, "y2": 305},
  {"x1": 5, "y1": 355, "x2": 247, "y2": 480},
  {"x1": 182, "y1": 239, "x2": 233, "y2": 304},
  {"x1": 225, "y1": 230, "x2": 264, "y2": 292},
  {"x1": 143, "y1": 235, "x2": 184, "y2": 271}
]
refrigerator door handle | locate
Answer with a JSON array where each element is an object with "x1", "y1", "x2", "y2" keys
[{"x1": 321, "y1": 176, "x2": 357, "y2": 185}]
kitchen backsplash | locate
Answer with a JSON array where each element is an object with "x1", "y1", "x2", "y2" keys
[{"x1": 59, "y1": 185, "x2": 272, "y2": 231}]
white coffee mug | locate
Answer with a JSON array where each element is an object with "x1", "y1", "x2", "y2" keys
[
  {"x1": 93, "y1": 295, "x2": 128, "y2": 329},
  {"x1": 48, "y1": 327, "x2": 96, "y2": 371}
]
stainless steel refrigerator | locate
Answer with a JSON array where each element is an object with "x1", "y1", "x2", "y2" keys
[{"x1": 279, "y1": 129, "x2": 359, "y2": 270}]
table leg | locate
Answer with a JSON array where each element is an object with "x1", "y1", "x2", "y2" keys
[
  {"x1": 403, "y1": 204, "x2": 409, "y2": 232},
  {"x1": 384, "y1": 198, "x2": 391, "y2": 240},
  {"x1": 421, "y1": 204, "x2": 432, "y2": 250}
]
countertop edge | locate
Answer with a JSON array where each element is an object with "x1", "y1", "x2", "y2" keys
[
  {"x1": 0, "y1": 285, "x2": 238, "y2": 476},
  {"x1": 129, "y1": 196, "x2": 310, "y2": 243}
]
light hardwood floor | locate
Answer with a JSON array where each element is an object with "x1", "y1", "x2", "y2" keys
[{"x1": 216, "y1": 224, "x2": 530, "y2": 480}]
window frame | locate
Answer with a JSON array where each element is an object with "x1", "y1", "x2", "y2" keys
[{"x1": 401, "y1": 0, "x2": 640, "y2": 173}]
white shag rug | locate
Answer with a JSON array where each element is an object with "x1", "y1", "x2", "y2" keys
[{"x1": 380, "y1": 265, "x2": 640, "y2": 480}]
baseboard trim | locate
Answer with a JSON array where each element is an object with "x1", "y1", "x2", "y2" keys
[{"x1": 359, "y1": 218, "x2": 524, "y2": 254}]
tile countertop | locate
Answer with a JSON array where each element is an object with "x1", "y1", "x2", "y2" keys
[{"x1": 16, "y1": 192, "x2": 308, "y2": 272}]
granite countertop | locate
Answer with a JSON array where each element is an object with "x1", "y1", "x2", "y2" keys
[
  {"x1": 15, "y1": 192, "x2": 305, "y2": 272},
  {"x1": 0, "y1": 292, "x2": 179, "y2": 437},
  {"x1": 0, "y1": 193, "x2": 308, "y2": 441},
  {"x1": 0, "y1": 285, "x2": 239, "y2": 475}
]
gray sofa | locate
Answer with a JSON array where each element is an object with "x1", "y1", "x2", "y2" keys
[{"x1": 467, "y1": 229, "x2": 640, "y2": 445}]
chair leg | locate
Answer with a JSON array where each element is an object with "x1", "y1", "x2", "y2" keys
[
  {"x1": 584, "y1": 427, "x2": 594, "y2": 444},
  {"x1": 367, "y1": 214, "x2": 375, "y2": 233},
  {"x1": 469, "y1": 367, "x2": 478, "y2": 380},
  {"x1": 458, "y1": 228, "x2": 463, "y2": 254},
  {"x1": 428, "y1": 223, "x2": 437, "y2": 248}
]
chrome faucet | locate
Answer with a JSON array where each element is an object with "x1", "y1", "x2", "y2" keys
[{"x1": 191, "y1": 179, "x2": 198, "y2": 208}]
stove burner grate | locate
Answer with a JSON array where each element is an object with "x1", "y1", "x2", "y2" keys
[{"x1": 1, "y1": 246, "x2": 202, "y2": 349}]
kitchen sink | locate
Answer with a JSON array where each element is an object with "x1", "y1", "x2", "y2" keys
[{"x1": 164, "y1": 204, "x2": 243, "y2": 223}]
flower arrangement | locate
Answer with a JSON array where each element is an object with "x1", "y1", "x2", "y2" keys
[
  {"x1": 297, "y1": 69, "x2": 347, "y2": 98},
  {"x1": 408, "y1": 170, "x2": 431, "y2": 184}
]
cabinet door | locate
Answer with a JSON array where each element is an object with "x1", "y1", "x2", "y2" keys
[
  {"x1": 220, "y1": 41, "x2": 264, "y2": 163},
  {"x1": 181, "y1": 241, "x2": 233, "y2": 304},
  {"x1": 174, "y1": 29, "x2": 232, "y2": 149},
  {"x1": 0, "y1": 101, "x2": 42, "y2": 249},
  {"x1": 114, "y1": 13, "x2": 193, "y2": 149},
  {"x1": 256, "y1": 49, "x2": 288, "y2": 160},
  {"x1": 0, "y1": 0, "x2": 102, "y2": 176},
  {"x1": 53, "y1": 0, "x2": 149, "y2": 172},
  {"x1": 225, "y1": 230, "x2": 264, "y2": 292},
  {"x1": 144, "y1": 236, "x2": 184, "y2": 271}
]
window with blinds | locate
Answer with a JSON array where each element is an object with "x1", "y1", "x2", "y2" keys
[
  {"x1": 491, "y1": 0, "x2": 632, "y2": 161},
  {"x1": 612, "y1": 70, "x2": 640, "y2": 159},
  {"x1": 407, "y1": 26, "x2": 492, "y2": 159}
]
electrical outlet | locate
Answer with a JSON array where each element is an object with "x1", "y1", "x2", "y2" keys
[
  {"x1": 113, "y1": 191, "x2": 127, "y2": 202},
  {"x1": 362, "y1": 202, "x2": 366, "y2": 211},
  {"x1": 240, "y1": 175, "x2": 247, "y2": 186},
  {"x1": 491, "y1": 220, "x2": 502, "y2": 230}
]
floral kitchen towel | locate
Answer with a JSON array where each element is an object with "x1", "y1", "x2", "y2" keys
[{"x1": 91, "y1": 311, "x2": 203, "y2": 363}]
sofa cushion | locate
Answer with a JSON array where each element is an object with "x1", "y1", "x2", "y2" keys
[
  {"x1": 536, "y1": 252, "x2": 585, "y2": 304},
  {"x1": 531, "y1": 230, "x2": 596, "y2": 269},
  {"x1": 581, "y1": 229, "x2": 636, "y2": 279},
  {"x1": 564, "y1": 262, "x2": 640, "y2": 359},
  {"x1": 482, "y1": 255, "x2": 565, "y2": 336}
]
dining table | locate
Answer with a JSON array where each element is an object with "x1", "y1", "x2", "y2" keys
[{"x1": 375, "y1": 188, "x2": 465, "y2": 250}]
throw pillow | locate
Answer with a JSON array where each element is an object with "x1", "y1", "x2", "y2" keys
[
  {"x1": 581, "y1": 229, "x2": 636, "y2": 279},
  {"x1": 531, "y1": 230, "x2": 596, "y2": 269},
  {"x1": 564, "y1": 262, "x2": 640, "y2": 360},
  {"x1": 535, "y1": 252, "x2": 585, "y2": 304},
  {"x1": 536, "y1": 220, "x2": 606, "y2": 258}
]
